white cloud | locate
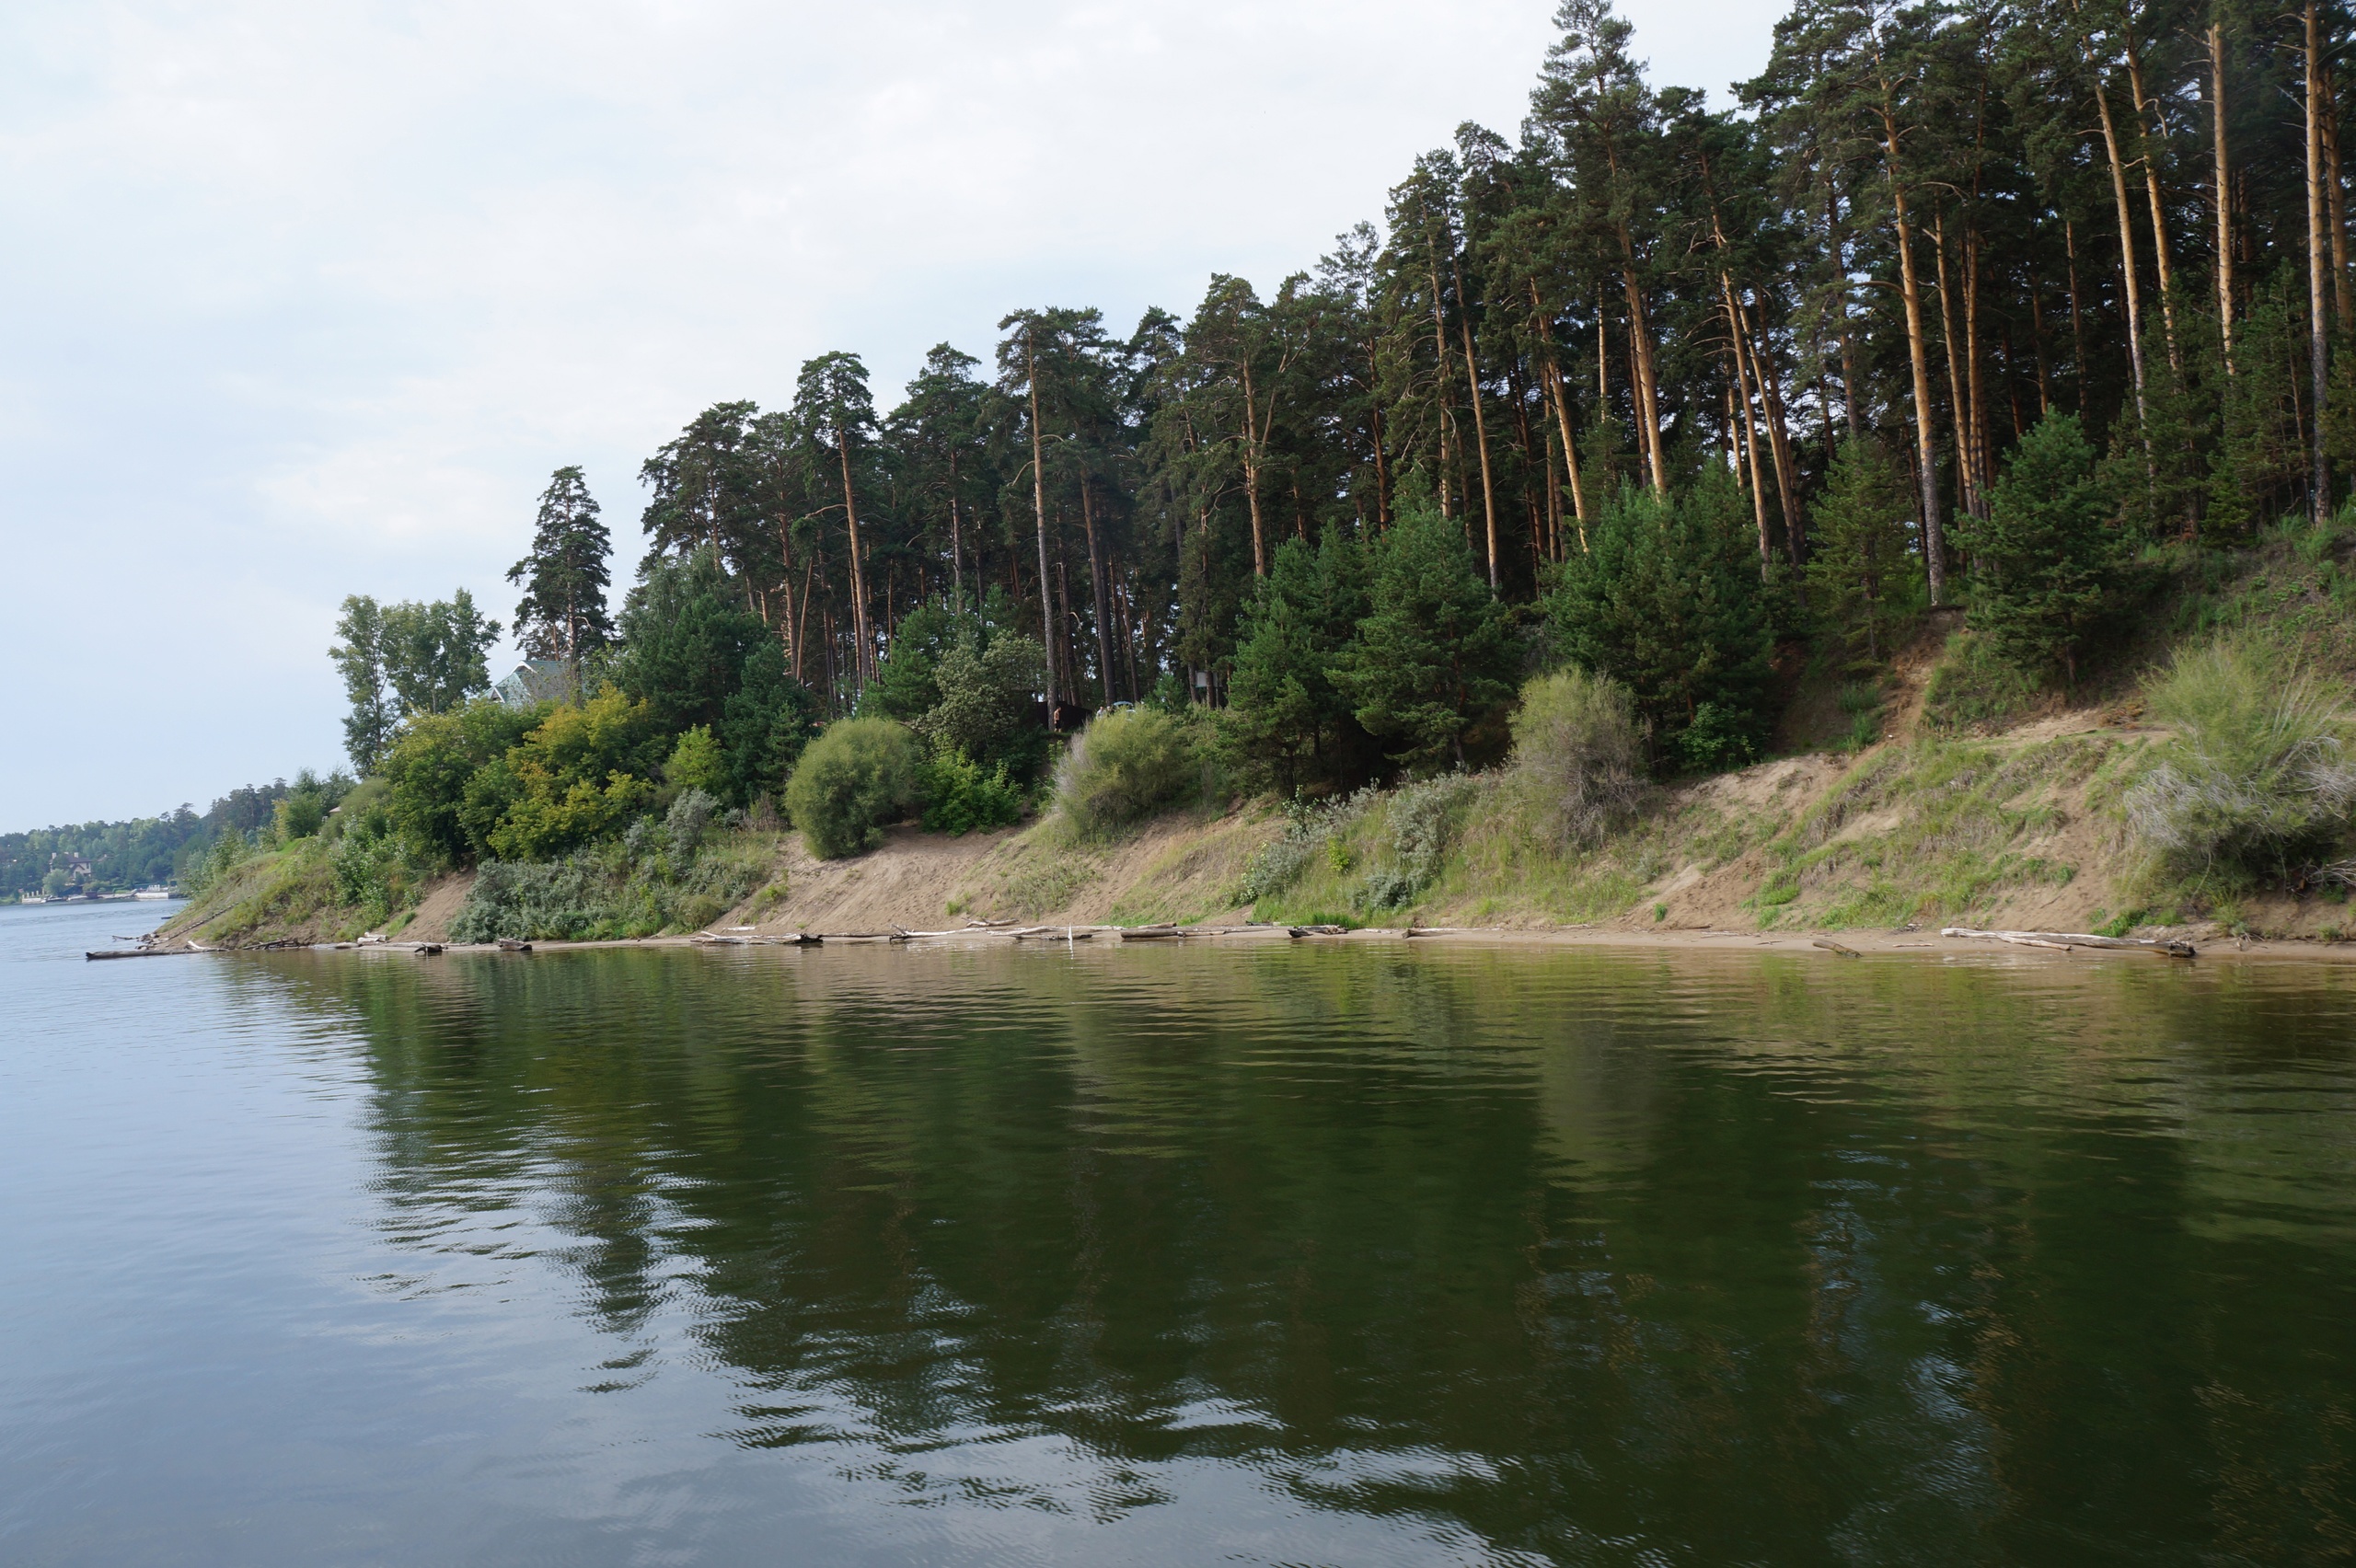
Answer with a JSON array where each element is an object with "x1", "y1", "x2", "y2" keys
[{"x1": 0, "y1": 0, "x2": 1776, "y2": 825}]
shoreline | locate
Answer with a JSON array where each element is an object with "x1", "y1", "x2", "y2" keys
[{"x1": 136, "y1": 920, "x2": 2356, "y2": 966}]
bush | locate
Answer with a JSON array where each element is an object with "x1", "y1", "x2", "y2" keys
[
  {"x1": 274, "y1": 791, "x2": 326, "y2": 843},
  {"x1": 784, "y1": 719, "x2": 925, "y2": 859},
  {"x1": 450, "y1": 859, "x2": 622, "y2": 942},
  {"x1": 665, "y1": 726, "x2": 729, "y2": 796},
  {"x1": 1351, "y1": 773, "x2": 1483, "y2": 911},
  {"x1": 1678, "y1": 702, "x2": 1760, "y2": 775},
  {"x1": 449, "y1": 829, "x2": 769, "y2": 941},
  {"x1": 1507, "y1": 669, "x2": 1646, "y2": 847},
  {"x1": 664, "y1": 788, "x2": 720, "y2": 859},
  {"x1": 917, "y1": 632, "x2": 1049, "y2": 781},
  {"x1": 921, "y1": 751, "x2": 1025, "y2": 836},
  {"x1": 1235, "y1": 789, "x2": 1378, "y2": 906},
  {"x1": 2124, "y1": 640, "x2": 2356, "y2": 877},
  {"x1": 1055, "y1": 707, "x2": 1198, "y2": 835}
]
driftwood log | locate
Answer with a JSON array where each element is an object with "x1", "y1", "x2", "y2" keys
[
  {"x1": 1943, "y1": 927, "x2": 2196, "y2": 958},
  {"x1": 1812, "y1": 938, "x2": 1861, "y2": 957}
]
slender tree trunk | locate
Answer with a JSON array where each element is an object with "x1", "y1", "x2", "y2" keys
[
  {"x1": 1426, "y1": 247, "x2": 1455, "y2": 519},
  {"x1": 1530, "y1": 279, "x2": 1590, "y2": 549},
  {"x1": 1727, "y1": 301, "x2": 1773, "y2": 572},
  {"x1": 1876, "y1": 79, "x2": 1950, "y2": 605},
  {"x1": 2328, "y1": 64, "x2": 2354, "y2": 323},
  {"x1": 2030, "y1": 283, "x2": 2055, "y2": 414},
  {"x1": 1027, "y1": 329, "x2": 1057, "y2": 709},
  {"x1": 2122, "y1": 22, "x2": 2182, "y2": 375},
  {"x1": 2308, "y1": 0, "x2": 2333, "y2": 521},
  {"x1": 1080, "y1": 477, "x2": 1113, "y2": 706},
  {"x1": 1933, "y1": 216, "x2": 1976, "y2": 524},
  {"x1": 1964, "y1": 226, "x2": 1991, "y2": 519},
  {"x1": 2211, "y1": 20, "x2": 2236, "y2": 375},
  {"x1": 947, "y1": 453, "x2": 964, "y2": 614},
  {"x1": 1619, "y1": 248, "x2": 1669, "y2": 493},
  {"x1": 1833, "y1": 192, "x2": 1865, "y2": 443},
  {"x1": 2067, "y1": 219, "x2": 2090, "y2": 407},
  {"x1": 1735, "y1": 290, "x2": 1803, "y2": 559},
  {"x1": 1450, "y1": 252, "x2": 1502, "y2": 586},
  {"x1": 1240, "y1": 358, "x2": 1270, "y2": 576},
  {"x1": 779, "y1": 516, "x2": 801, "y2": 681},
  {"x1": 2078, "y1": 7, "x2": 2154, "y2": 449},
  {"x1": 837, "y1": 430, "x2": 872, "y2": 690}
]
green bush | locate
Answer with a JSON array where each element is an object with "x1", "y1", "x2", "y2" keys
[
  {"x1": 449, "y1": 828, "x2": 769, "y2": 941},
  {"x1": 1055, "y1": 707, "x2": 1198, "y2": 835},
  {"x1": 916, "y1": 632, "x2": 1049, "y2": 781},
  {"x1": 784, "y1": 719, "x2": 925, "y2": 859},
  {"x1": 1356, "y1": 774, "x2": 1482, "y2": 911},
  {"x1": 1508, "y1": 668, "x2": 1646, "y2": 847},
  {"x1": 921, "y1": 751, "x2": 1024, "y2": 836},
  {"x1": 2124, "y1": 639, "x2": 2356, "y2": 877},
  {"x1": 664, "y1": 725, "x2": 729, "y2": 796},
  {"x1": 273, "y1": 791, "x2": 326, "y2": 843}
]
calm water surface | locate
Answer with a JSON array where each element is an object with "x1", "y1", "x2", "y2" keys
[{"x1": 4, "y1": 900, "x2": 2354, "y2": 1565}]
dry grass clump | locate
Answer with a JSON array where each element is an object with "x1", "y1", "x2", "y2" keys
[
  {"x1": 1054, "y1": 708, "x2": 1202, "y2": 837},
  {"x1": 2124, "y1": 639, "x2": 2356, "y2": 878}
]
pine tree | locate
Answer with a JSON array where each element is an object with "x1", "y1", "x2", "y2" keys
[
  {"x1": 1334, "y1": 507, "x2": 1519, "y2": 773},
  {"x1": 1804, "y1": 439, "x2": 1919, "y2": 665},
  {"x1": 507, "y1": 466, "x2": 616, "y2": 666},
  {"x1": 1548, "y1": 466, "x2": 1775, "y2": 767},
  {"x1": 1959, "y1": 411, "x2": 2126, "y2": 685},
  {"x1": 1222, "y1": 529, "x2": 1373, "y2": 794}
]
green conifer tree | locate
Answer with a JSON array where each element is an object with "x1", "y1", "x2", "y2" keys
[
  {"x1": 1804, "y1": 440, "x2": 1919, "y2": 666},
  {"x1": 1222, "y1": 529, "x2": 1372, "y2": 793},
  {"x1": 508, "y1": 466, "x2": 616, "y2": 666},
  {"x1": 1959, "y1": 412, "x2": 2126, "y2": 685},
  {"x1": 1334, "y1": 507, "x2": 1519, "y2": 773},
  {"x1": 1547, "y1": 467, "x2": 1775, "y2": 767}
]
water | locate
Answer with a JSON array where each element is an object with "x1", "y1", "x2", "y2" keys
[{"x1": 4, "y1": 900, "x2": 2353, "y2": 1565}]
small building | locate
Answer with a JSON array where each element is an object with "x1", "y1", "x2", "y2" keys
[{"x1": 495, "y1": 660, "x2": 579, "y2": 710}]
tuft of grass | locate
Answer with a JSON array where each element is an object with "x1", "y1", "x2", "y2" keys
[
  {"x1": 2123, "y1": 638, "x2": 2356, "y2": 881},
  {"x1": 1922, "y1": 630, "x2": 2046, "y2": 735}
]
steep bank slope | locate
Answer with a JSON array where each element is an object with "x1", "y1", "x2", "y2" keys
[{"x1": 154, "y1": 708, "x2": 2345, "y2": 951}]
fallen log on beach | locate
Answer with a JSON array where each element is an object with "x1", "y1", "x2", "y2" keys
[
  {"x1": 1811, "y1": 938, "x2": 1861, "y2": 957},
  {"x1": 1942, "y1": 927, "x2": 2196, "y2": 958}
]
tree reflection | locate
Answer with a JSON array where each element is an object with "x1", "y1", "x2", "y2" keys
[{"x1": 252, "y1": 942, "x2": 2356, "y2": 1561}]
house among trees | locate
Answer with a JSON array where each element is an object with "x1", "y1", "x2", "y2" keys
[{"x1": 495, "y1": 660, "x2": 579, "y2": 711}]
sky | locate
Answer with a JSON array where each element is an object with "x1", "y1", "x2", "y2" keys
[{"x1": 0, "y1": 0, "x2": 1782, "y2": 830}]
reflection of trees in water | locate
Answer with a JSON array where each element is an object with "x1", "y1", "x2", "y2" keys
[{"x1": 253, "y1": 944, "x2": 2356, "y2": 1559}]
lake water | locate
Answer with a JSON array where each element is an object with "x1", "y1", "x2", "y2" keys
[{"x1": 4, "y1": 900, "x2": 2354, "y2": 1565}]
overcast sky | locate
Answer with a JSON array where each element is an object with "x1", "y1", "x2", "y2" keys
[{"x1": 0, "y1": 0, "x2": 1780, "y2": 830}]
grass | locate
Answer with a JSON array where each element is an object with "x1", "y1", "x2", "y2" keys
[{"x1": 1738, "y1": 737, "x2": 2099, "y2": 929}]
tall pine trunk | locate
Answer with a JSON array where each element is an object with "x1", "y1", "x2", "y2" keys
[
  {"x1": 2123, "y1": 21, "x2": 2182, "y2": 375},
  {"x1": 1027, "y1": 329, "x2": 1057, "y2": 709},
  {"x1": 2079, "y1": 7, "x2": 2154, "y2": 455},
  {"x1": 1451, "y1": 252, "x2": 1502, "y2": 586},
  {"x1": 2211, "y1": 18, "x2": 2235, "y2": 375},
  {"x1": 1874, "y1": 71, "x2": 1950, "y2": 605},
  {"x1": 1529, "y1": 279, "x2": 1590, "y2": 548},
  {"x1": 2307, "y1": 0, "x2": 2333, "y2": 522},
  {"x1": 1081, "y1": 477, "x2": 1113, "y2": 706},
  {"x1": 837, "y1": 430, "x2": 872, "y2": 690}
]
